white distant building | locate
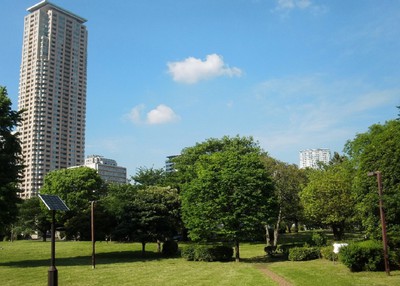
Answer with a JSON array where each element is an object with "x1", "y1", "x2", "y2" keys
[
  {"x1": 165, "y1": 155, "x2": 179, "y2": 173},
  {"x1": 299, "y1": 149, "x2": 331, "y2": 169},
  {"x1": 84, "y1": 155, "x2": 127, "y2": 184}
]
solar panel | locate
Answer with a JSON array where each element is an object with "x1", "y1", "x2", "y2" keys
[{"x1": 38, "y1": 194, "x2": 70, "y2": 211}]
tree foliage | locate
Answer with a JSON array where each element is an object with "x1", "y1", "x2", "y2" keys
[
  {"x1": 102, "y1": 183, "x2": 180, "y2": 253},
  {"x1": 17, "y1": 197, "x2": 51, "y2": 241},
  {"x1": 40, "y1": 167, "x2": 105, "y2": 240},
  {"x1": 300, "y1": 160, "x2": 355, "y2": 240},
  {"x1": 174, "y1": 136, "x2": 276, "y2": 261},
  {"x1": 344, "y1": 120, "x2": 400, "y2": 244},
  {"x1": 262, "y1": 156, "x2": 306, "y2": 245},
  {"x1": 131, "y1": 166, "x2": 166, "y2": 188},
  {"x1": 0, "y1": 86, "x2": 24, "y2": 236}
]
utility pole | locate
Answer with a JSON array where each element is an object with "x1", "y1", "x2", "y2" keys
[{"x1": 368, "y1": 171, "x2": 390, "y2": 276}]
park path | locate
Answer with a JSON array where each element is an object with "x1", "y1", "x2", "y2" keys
[{"x1": 255, "y1": 264, "x2": 294, "y2": 286}]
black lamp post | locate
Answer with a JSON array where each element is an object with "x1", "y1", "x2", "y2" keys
[{"x1": 368, "y1": 171, "x2": 390, "y2": 276}]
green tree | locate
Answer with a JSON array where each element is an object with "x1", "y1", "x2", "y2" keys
[
  {"x1": 175, "y1": 136, "x2": 276, "y2": 261},
  {"x1": 300, "y1": 160, "x2": 355, "y2": 240},
  {"x1": 262, "y1": 156, "x2": 306, "y2": 246},
  {"x1": 40, "y1": 167, "x2": 105, "y2": 240},
  {"x1": 17, "y1": 197, "x2": 51, "y2": 241},
  {"x1": 101, "y1": 183, "x2": 138, "y2": 241},
  {"x1": 131, "y1": 186, "x2": 180, "y2": 254},
  {"x1": 344, "y1": 120, "x2": 400, "y2": 245},
  {"x1": 131, "y1": 166, "x2": 166, "y2": 188},
  {"x1": 0, "y1": 86, "x2": 24, "y2": 237}
]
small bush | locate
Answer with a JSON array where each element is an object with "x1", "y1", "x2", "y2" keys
[
  {"x1": 210, "y1": 245, "x2": 233, "y2": 261},
  {"x1": 339, "y1": 240, "x2": 384, "y2": 272},
  {"x1": 264, "y1": 245, "x2": 276, "y2": 256},
  {"x1": 311, "y1": 232, "x2": 327, "y2": 247},
  {"x1": 288, "y1": 246, "x2": 320, "y2": 261},
  {"x1": 181, "y1": 244, "x2": 233, "y2": 262},
  {"x1": 320, "y1": 246, "x2": 338, "y2": 261},
  {"x1": 162, "y1": 240, "x2": 179, "y2": 257},
  {"x1": 181, "y1": 245, "x2": 196, "y2": 261}
]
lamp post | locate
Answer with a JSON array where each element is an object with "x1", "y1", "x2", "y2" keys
[
  {"x1": 90, "y1": 201, "x2": 96, "y2": 269},
  {"x1": 368, "y1": 171, "x2": 390, "y2": 276}
]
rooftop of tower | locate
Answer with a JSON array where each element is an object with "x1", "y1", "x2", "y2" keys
[{"x1": 27, "y1": 0, "x2": 87, "y2": 23}]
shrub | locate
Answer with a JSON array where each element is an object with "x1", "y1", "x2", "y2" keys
[
  {"x1": 311, "y1": 231, "x2": 327, "y2": 247},
  {"x1": 264, "y1": 245, "x2": 276, "y2": 256},
  {"x1": 339, "y1": 240, "x2": 384, "y2": 272},
  {"x1": 288, "y1": 246, "x2": 320, "y2": 261},
  {"x1": 210, "y1": 245, "x2": 233, "y2": 261},
  {"x1": 181, "y1": 244, "x2": 196, "y2": 261},
  {"x1": 162, "y1": 240, "x2": 179, "y2": 257},
  {"x1": 320, "y1": 246, "x2": 338, "y2": 261},
  {"x1": 181, "y1": 244, "x2": 233, "y2": 262}
]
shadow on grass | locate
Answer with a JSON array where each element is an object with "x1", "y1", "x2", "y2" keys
[
  {"x1": 0, "y1": 250, "x2": 176, "y2": 268},
  {"x1": 241, "y1": 253, "x2": 288, "y2": 264}
]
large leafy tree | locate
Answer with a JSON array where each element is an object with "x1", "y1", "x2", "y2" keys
[
  {"x1": 0, "y1": 86, "x2": 24, "y2": 237},
  {"x1": 262, "y1": 157, "x2": 306, "y2": 246},
  {"x1": 174, "y1": 136, "x2": 276, "y2": 261},
  {"x1": 130, "y1": 186, "x2": 180, "y2": 254},
  {"x1": 344, "y1": 120, "x2": 400, "y2": 245},
  {"x1": 40, "y1": 167, "x2": 105, "y2": 240},
  {"x1": 300, "y1": 160, "x2": 355, "y2": 240},
  {"x1": 17, "y1": 197, "x2": 51, "y2": 241},
  {"x1": 131, "y1": 166, "x2": 166, "y2": 188}
]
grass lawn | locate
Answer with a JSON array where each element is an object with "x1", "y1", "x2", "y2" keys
[{"x1": 0, "y1": 239, "x2": 399, "y2": 285}]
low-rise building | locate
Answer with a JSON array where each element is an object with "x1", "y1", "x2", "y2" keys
[{"x1": 84, "y1": 155, "x2": 127, "y2": 184}]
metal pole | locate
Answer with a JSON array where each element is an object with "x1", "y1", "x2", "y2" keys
[
  {"x1": 376, "y1": 172, "x2": 390, "y2": 276},
  {"x1": 91, "y1": 201, "x2": 96, "y2": 269},
  {"x1": 48, "y1": 210, "x2": 58, "y2": 286}
]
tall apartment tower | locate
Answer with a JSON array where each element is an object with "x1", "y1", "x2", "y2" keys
[
  {"x1": 299, "y1": 148, "x2": 331, "y2": 169},
  {"x1": 17, "y1": 1, "x2": 88, "y2": 198}
]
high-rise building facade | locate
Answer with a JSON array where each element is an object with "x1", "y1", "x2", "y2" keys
[
  {"x1": 299, "y1": 148, "x2": 331, "y2": 169},
  {"x1": 17, "y1": 1, "x2": 88, "y2": 198},
  {"x1": 84, "y1": 155, "x2": 127, "y2": 184}
]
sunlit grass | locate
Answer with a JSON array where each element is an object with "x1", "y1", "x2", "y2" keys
[{"x1": 0, "y1": 237, "x2": 399, "y2": 286}]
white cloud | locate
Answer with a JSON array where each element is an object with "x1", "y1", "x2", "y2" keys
[
  {"x1": 126, "y1": 104, "x2": 145, "y2": 124},
  {"x1": 253, "y1": 75, "x2": 399, "y2": 162},
  {"x1": 167, "y1": 54, "x2": 242, "y2": 84},
  {"x1": 146, "y1": 104, "x2": 180, "y2": 124},
  {"x1": 125, "y1": 104, "x2": 180, "y2": 125},
  {"x1": 273, "y1": 0, "x2": 326, "y2": 15},
  {"x1": 276, "y1": 0, "x2": 311, "y2": 10}
]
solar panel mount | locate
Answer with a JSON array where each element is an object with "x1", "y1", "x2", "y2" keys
[{"x1": 38, "y1": 194, "x2": 70, "y2": 211}]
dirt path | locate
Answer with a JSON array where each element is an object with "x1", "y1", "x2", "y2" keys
[{"x1": 255, "y1": 264, "x2": 294, "y2": 286}]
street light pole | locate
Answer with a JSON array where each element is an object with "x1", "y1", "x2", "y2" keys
[
  {"x1": 368, "y1": 171, "x2": 390, "y2": 276},
  {"x1": 91, "y1": 201, "x2": 96, "y2": 269}
]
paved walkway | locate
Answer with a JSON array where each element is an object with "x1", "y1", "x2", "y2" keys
[{"x1": 255, "y1": 264, "x2": 294, "y2": 286}]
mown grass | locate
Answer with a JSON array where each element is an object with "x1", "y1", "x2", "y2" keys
[{"x1": 0, "y1": 237, "x2": 399, "y2": 286}]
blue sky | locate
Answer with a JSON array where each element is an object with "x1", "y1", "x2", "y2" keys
[{"x1": 1, "y1": 0, "x2": 399, "y2": 177}]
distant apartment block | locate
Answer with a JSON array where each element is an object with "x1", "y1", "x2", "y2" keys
[
  {"x1": 84, "y1": 155, "x2": 127, "y2": 184},
  {"x1": 17, "y1": 1, "x2": 88, "y2": 198},
  {"x1": 299, "y1": 148, "x2": 331, "y2": 169},
  {"x1": 165, "y1": 155, "x2": 179, "y2": 173}
]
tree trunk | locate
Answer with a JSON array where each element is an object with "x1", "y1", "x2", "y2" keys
[
  {"x1": 331, "y1": 222, "x2": 344, "y2": 241},
  {"x1": 141, "y1": 241, "x2": 146, "y2": 256},
  {"x1": 157, "y1": 240, "x2": 161, "y2": 253},
  {"x1": 234, "y1": 240, "x2": 240, "y2": 262},
  {"x1": 273, "y1": 207, "x2": 282, "y2": 247},
  {"x1": 294, "y1": 219, "x2": 299, "y2": 233},
  {"x1": 265, "y1": 225, "x2": 271, "y2": 246}
]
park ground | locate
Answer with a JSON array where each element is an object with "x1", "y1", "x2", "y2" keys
[{"x1": 0, "y1": 234, "x2": 399, "y2": 286}]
